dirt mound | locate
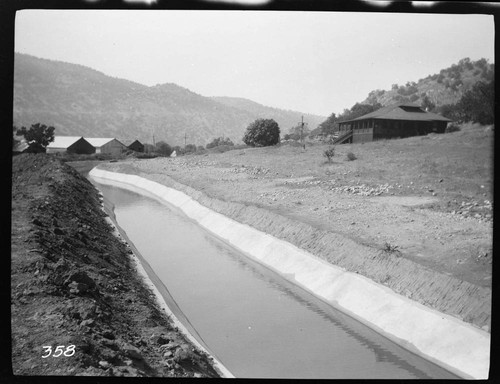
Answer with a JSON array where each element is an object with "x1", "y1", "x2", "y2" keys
[{"x1": 11, "y1": 154, "x2": 219, "y2": 377}]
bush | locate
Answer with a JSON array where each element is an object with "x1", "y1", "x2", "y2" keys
[
  {"x1": 156, "y1": 141, "x2": 173, "y2": 156},
  {"x1": 243, "y1": 119, "x2": 280, "y2": 147},
  {"x1": 206, "y1": 137, "x2": 234, "y2": 149},
  {"x1": 445, "y1": 123, "x2": 461, "y2": 133},
  {"x1": 346, "y1": 152, "x2": 357, "y2": 161},
  {"x1": 323, "y1": 147, "x2": 335, "y2": 162}
]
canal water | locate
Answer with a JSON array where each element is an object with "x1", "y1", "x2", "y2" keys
[{"x1": 93, "y1": 180, "x2": 458, "y2": 379}]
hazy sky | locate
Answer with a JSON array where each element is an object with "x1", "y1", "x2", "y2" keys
[{"x1": 15, "y1": 10, "x2": 494, "y2": 116}]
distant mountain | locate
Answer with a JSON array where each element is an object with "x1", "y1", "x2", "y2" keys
[
  {"x1": 361, "y1": 57, "x2": 494, "y2": 108},
  {"x1": 13, "y1": 53, "x2": 326, "y2": 146},
  {"x1": 211, "y1": 96, "x2": 324, "y2": 131}
]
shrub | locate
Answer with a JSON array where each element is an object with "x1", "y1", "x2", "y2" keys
[
  {"x1": 243, "y1": 119, "x2": 280, "y2": 147},
  {"x1": 323, "y1": 147, "x2": 335, "y2": 162},
  {"x1": 382, "y1": 242, "x2": 400, "y2": 255},
  {"x1": 156, "y1": 141, "x2": 173, "y2": 156},
  {"x1": 445, "y1": 124, "x2": 461, "y2": 133},
  {"x1": 346, "y1": 152, "x2": 357, "y2": 161},
  {"x1": 206, "y1": 136, "x2": 234, "y2": 149}
]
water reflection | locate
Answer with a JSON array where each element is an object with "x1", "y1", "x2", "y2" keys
[{"x1": 205, "y1": 235, "x2": 434, "y2": 379}]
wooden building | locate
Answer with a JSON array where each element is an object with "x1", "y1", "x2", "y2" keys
[
  {"x1": 12, "y1": 138, "x2": 29, "y2": 154},
  {"x1": 126, "y1": 140, "x2": 144, "y2": 153},
  {"x1": 85, "y1": 138, "x2": 126, "y2": 156},
  {"x1": 336, "y1": 103, "x2": 452, "y2": 144},
  {"x1": 46, "y1": 136, "x2": 95, "y2": 154}
]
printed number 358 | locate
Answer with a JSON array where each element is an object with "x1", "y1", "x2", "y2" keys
[{"x1": 42, "y1": 345, "x2": 75, "y2": 358}]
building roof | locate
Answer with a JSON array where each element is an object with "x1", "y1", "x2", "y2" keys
[
  {"x1": 13, "y1": 138, "x2": 29, "y2": 152},
  {"x1": 124, "y1": 139, "x2": 143, "y2": 147},
  {"x1": 47, "y1": 136, "x2": 85, "y2": 149},
  {"x1": 85, "y1": 138, "x2": 124, "y2": 147},
  {"x1": 340, "y1": 103, "x2": 452, "y2": 123}
]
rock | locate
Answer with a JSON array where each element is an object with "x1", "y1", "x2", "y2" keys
[
  {"x1": 80, "y1": 319, "x2": 94, "y2": 327},
  {"x1": 98, "y1": 361, "x2": 110, "y2": 369},
  {"x1": 153, "y1": 334, "x2": 170, "y2": 345},
  {"x1": 65, "y1": 271, "x2": 97, "y2": 293},
  {"x1": 173, "y1": 347, "x2": 192, "y2": 364},
  {"x1": 68, "y1": 281, "x2": 91, "y2": 294},
  {"x1": 54, "y1": 227, "x2": 65, "y2": 235},
  {"x1": 101, "y1": 330, "x2": 115, "y2": 340},
  {"x1": 32, "y1": 218, "x2": 43, "y2": 226},
  {"x1": 101, "y1": 338, "x2": 119, "y2": 351},
  {"x1": 163, "y1": 351, "x2": 173, "y2": 358},
  {"x1": 122, "y1": 343, "x2": 144, "y2": 361}
]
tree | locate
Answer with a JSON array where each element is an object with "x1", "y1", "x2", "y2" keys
[
  {"x1": 143, "y1": 143, "x2": 155, "y2": 153},
  {"x1": 206, "y1": 136, "x2": 234, "y2": 149},
  {"x1": 184, "y1": 144, "x2": 197, "y2": 153},
  {"x1": 156, "y1": 141, "x2": 173, "y2": 156},
  {"x1": 16, "y1": 123, "x2": 55, "y2": 153},
  {"x1": 172, "y1": 145, "x2": 184, "y2": 155},
  {"x1": 242, "y1": 119, "x2": 280, "y2": 147},
  {"x1": 338, "y1": 102, "x2": 382, "y2": 123},
  {"x1": 286, "y1": 123, "x2": 310, "y2": 141},
  {"x1": 421, "y1": 95, "x2": 436, "y2": 112},
  {"x1": 455, "y1": 80, "x2": 494, "y2": 124}
]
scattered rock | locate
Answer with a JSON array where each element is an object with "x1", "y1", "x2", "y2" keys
[
  {"x1": 80, "y1": 319, "x2": 95, "y2": 327},
  {"x1": 121, "y1": 343, "x2": 144, "y2": 361}
]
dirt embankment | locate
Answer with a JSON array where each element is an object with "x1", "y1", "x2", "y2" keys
[{"x1": 11, "y1": 154, "x2": 220, "y2": 377}]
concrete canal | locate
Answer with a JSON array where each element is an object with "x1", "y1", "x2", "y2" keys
[{"x1": 93, "y1": 181, "x2": 459, "y2": 379}]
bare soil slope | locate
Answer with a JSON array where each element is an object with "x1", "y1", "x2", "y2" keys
[
  {"x1": 100, "y1": 123, "x2": 492, "y2": 331},
  {"x1": 11, "y1": 154, "x2": 220, "y2": 377}
]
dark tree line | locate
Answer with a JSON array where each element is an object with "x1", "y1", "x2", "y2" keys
[{"x1": 437, "y1": 80, "x2": 494, "y2": 125}]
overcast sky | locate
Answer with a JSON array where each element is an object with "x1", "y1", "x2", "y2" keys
[{"x1": 15, "y1": 10, "x2": 494, "y2": 117}]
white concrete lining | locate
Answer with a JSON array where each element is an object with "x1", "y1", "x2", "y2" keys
[{"x1": 89, "y1": 168, "x2": 490, "y2": 379}]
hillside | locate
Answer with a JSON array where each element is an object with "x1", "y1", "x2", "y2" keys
[
  {"x1": 362, "y1": 57, "x2": 494, "y2": 108},
  {"x1": 211, "y1": 96, "x2": 323, "y2": 132},
  {"x1": 13, "y1": 53, "x2": 326, "y2": 146}
]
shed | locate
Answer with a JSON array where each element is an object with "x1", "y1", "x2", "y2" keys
[
  {"x1": 85, "y1": 138, "x2": 126, "y2": 156},
  {"x1": 126, "y1": 140, "x2": 144, "y2": 153},
  {"x1": 336, "y1": 103, "x2": 452, "y2": 144},
  {"x1": 12, "y1": 138, "x2": 30, "y2": 154},
  {"x1": 46, "y1": 136, "x2": 95, "y2": 154}
]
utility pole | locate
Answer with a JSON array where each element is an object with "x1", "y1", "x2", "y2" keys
[{"x1": 299, "y1": 115, "x2": 307, "y2": 150}]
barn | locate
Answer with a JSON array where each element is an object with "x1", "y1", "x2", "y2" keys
[
  {"x1": 12, "y1": 138, "x2": 29, "y2": 154},
  {"x1": 85, "y1": 138, "x2": 127, "y2": 156},
  {"x1": 335, "y1": 103, "x2": 452, "y2": 144},
  {"x1": 126, "y1": 140, "x2": 144, "y2": 153},
  {"x1": 46, "y1": 136, "x2": 95, "y2": 154}
]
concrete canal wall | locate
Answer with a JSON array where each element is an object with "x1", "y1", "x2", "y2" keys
[{"x1": 89, "y1": 167, "x2": 490, "y2": 379}]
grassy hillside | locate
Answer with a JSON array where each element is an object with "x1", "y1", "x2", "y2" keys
[
  {"x1": 13, "y1": 53, "x2": 325, "y2": 146},
  {"x1": 362, "y1": 58, "x2": 494, "y2": 108},
  {"x1": 211, "y1": 96, "x2": 324, "y2": 132}
]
